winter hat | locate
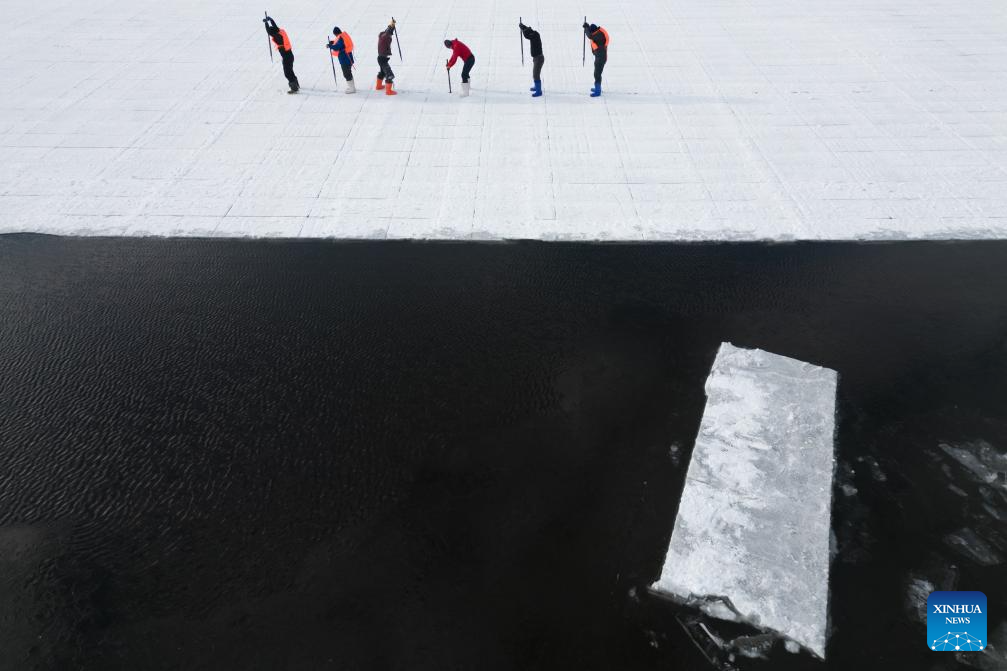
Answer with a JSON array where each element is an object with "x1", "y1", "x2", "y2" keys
[
  {"x1": 444, "y1": 39, "x2": 453, "y2": 48},
  {"x1": 589, "y1": 24, "x2": 598, "y2": 32},
  {"x1": 333, "y1": 26, "x2": 342, "y2": 35}
]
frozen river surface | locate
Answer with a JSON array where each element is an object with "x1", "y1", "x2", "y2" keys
[{"x1": 1, "y1": 0, "x2": 1006, "y2": 240}]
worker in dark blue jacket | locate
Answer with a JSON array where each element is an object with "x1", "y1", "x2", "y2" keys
[{"x1": 327, "y1": 27, "x2": 357, "y2": 94}]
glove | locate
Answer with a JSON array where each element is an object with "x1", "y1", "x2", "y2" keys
[
  {"x1": 519, "y1": 22, "x2": 526, "y2": 29},
  {"x1": 582, "y1": 22, "x2": 589, "y2": 30},
  {"x1": 390, "y1": 19, "x2": 396, "y2": 26}
]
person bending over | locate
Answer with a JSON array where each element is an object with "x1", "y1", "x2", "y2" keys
[
  {"x1": 264, "y1": 16, "x2": 299, "y2": 93},
  {"x1": 520, "y1": 22, "x2": 544, "y2": 98},
  {"x1": 445, "y1": 39, "x2": 475, "y2": 98},
  {"x1": 583, "y1": 21, "x2": 609, "y2": 97}
]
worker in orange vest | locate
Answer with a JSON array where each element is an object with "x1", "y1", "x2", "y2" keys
[
  {"x1": 583, "y1": 21, "x2": 609, "y2": 97},
  {"x1": 264, "y1": 16, "x2": 299, "y2": 94},
  {"x1": 327, "y1": 27, "x2": 357, "y2": 94}
]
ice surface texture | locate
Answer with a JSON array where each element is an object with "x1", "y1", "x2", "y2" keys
[
  {"x1": 1, "y1": 0, "x2": 1007, "y2": 240},
  {"x1": 652, "y1": 343, "x2": 837, "y2": 658}
]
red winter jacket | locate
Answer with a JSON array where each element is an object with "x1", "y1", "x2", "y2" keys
[{"x1": 447, "y1": 39, "x2": 473, "y2": 68}]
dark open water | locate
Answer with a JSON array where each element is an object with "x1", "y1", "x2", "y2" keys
[{"x1": 1, "y1": 236, "x2": 1005, "y2": 671}]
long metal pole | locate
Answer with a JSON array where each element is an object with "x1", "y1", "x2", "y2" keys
[
  {"x1": 392, "y1": 17, "x2": 403, "y2": 62},
  {"x1": 520, "y1": 17, "x2": 524, "y2": 66},
  {"x1": 582, "y1": 16, "x2": 587, "y2": 67},
  {"x1": 266, "y1": 11, "x2": 273, "y2": 63},
  {"x1": 445, "y1": 26, "x2": 452, "y2": 93}
]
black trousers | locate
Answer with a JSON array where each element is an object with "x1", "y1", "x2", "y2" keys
[
  {"x1": 377, "y1": 56, "x2": 395, "y2": 82},
  {"x1": 532, "y1": 55, "x2": 544, "y2": 81},
  {"x1": 281, "y1": 51, "x2": 299, "y2": 89},
  {"x1": 340, "y1": 63, "x2": 353, "y2": 82},
  {"x1": 593, "y1": 52, "x2": 607, "y2": 85},
  {"x1": 461, "y1": 55, "x2": 475, "y2": 83}
]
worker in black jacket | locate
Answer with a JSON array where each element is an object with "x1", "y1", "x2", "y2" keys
[
  {"x1": 519, "y1": 22, "x2": 544, "y2": 97},
  {"x1": 583, "y1": 21, "x2": 609, "y2": 97},
  {"x1": 263, "y1": 16, "x2": 299, "y2": 94}
]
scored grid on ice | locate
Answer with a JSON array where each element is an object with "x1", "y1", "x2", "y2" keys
[{"x1": 1, "y1": 0, "x2": 1006, "y2": 239}]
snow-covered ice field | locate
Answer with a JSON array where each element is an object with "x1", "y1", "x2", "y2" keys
[{"x1": 1, "y1": 0, "x2": 1006, "y2": 240}]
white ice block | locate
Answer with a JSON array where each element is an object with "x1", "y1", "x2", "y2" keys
[{"x1": 652, "y1": 343, "x2": 837, "y2": 658}]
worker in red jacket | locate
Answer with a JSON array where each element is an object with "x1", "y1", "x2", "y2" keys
[
  {"x1": 376, "y1": 20, "x2": 397, "y2": 96},
  {"x1": 444, "y1": 39, "x2": 474, "y2": 97}
]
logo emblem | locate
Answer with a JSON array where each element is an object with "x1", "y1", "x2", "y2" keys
[{"x1": 928, "y1": 591, "x2": 987, "y2": 652}]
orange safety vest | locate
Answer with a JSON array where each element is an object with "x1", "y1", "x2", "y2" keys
[
  {"x1": 590, "y1": 27, "x2": 610, "y2": 52},
  {"x1": 331, "y1": 32, "x2": 355, "y2": 54},
  {"x1": 273, "y1": 29, "x2": 292, "y2": 52}
]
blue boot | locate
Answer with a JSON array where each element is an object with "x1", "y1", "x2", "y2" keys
[
  {"x1": 531, "y1": 80, "x2": 542, "y2": 97},
  {"x1": 590, "y1": 83, "x2": 602, "y2": 97}
]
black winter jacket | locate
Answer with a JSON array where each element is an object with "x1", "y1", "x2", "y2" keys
[{"x1": 521, "y1": 26, "x2": 543, "y2": 58}]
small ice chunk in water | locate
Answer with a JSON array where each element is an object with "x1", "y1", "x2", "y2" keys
[
  {"x1": 700, "y1": 599, "x2": 742, "y2": 622},
  {"x1": 940, "y1": 442, "x2": 1007, "y2": 490},
  {"x1": 668, "y1": 443, "x2": 683, "y2": 467},
  {"x1": 732, "y1": 633, "x2": 776, "y2": 659},
  {"x1": 855, "y1": 455, "x2": 888, "y2": 482},
  {"x1": 904, "y1": 578, "x2": 936, "y2": 623},
  {"x1": 652, "y1": 343, "x2": 838, "y2": 659},
  {"x1": 943, "y1": 528, "x2": 1004, "y2": 566}
]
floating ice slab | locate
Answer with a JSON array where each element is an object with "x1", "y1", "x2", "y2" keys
[
  {"x1": 652, "y1": 343, "x2": 837, "y2": 658},
  {"x1": 2, "y1": 0, "x2": 1007, "y2": 240}
]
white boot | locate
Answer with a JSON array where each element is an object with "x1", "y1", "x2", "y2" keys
[
  {"x1": 345, "y1": 80, "x2": 356, "y2": 94},
  {"x1": 460, "y1": 82, "x2": 470, "y2": 98}
]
